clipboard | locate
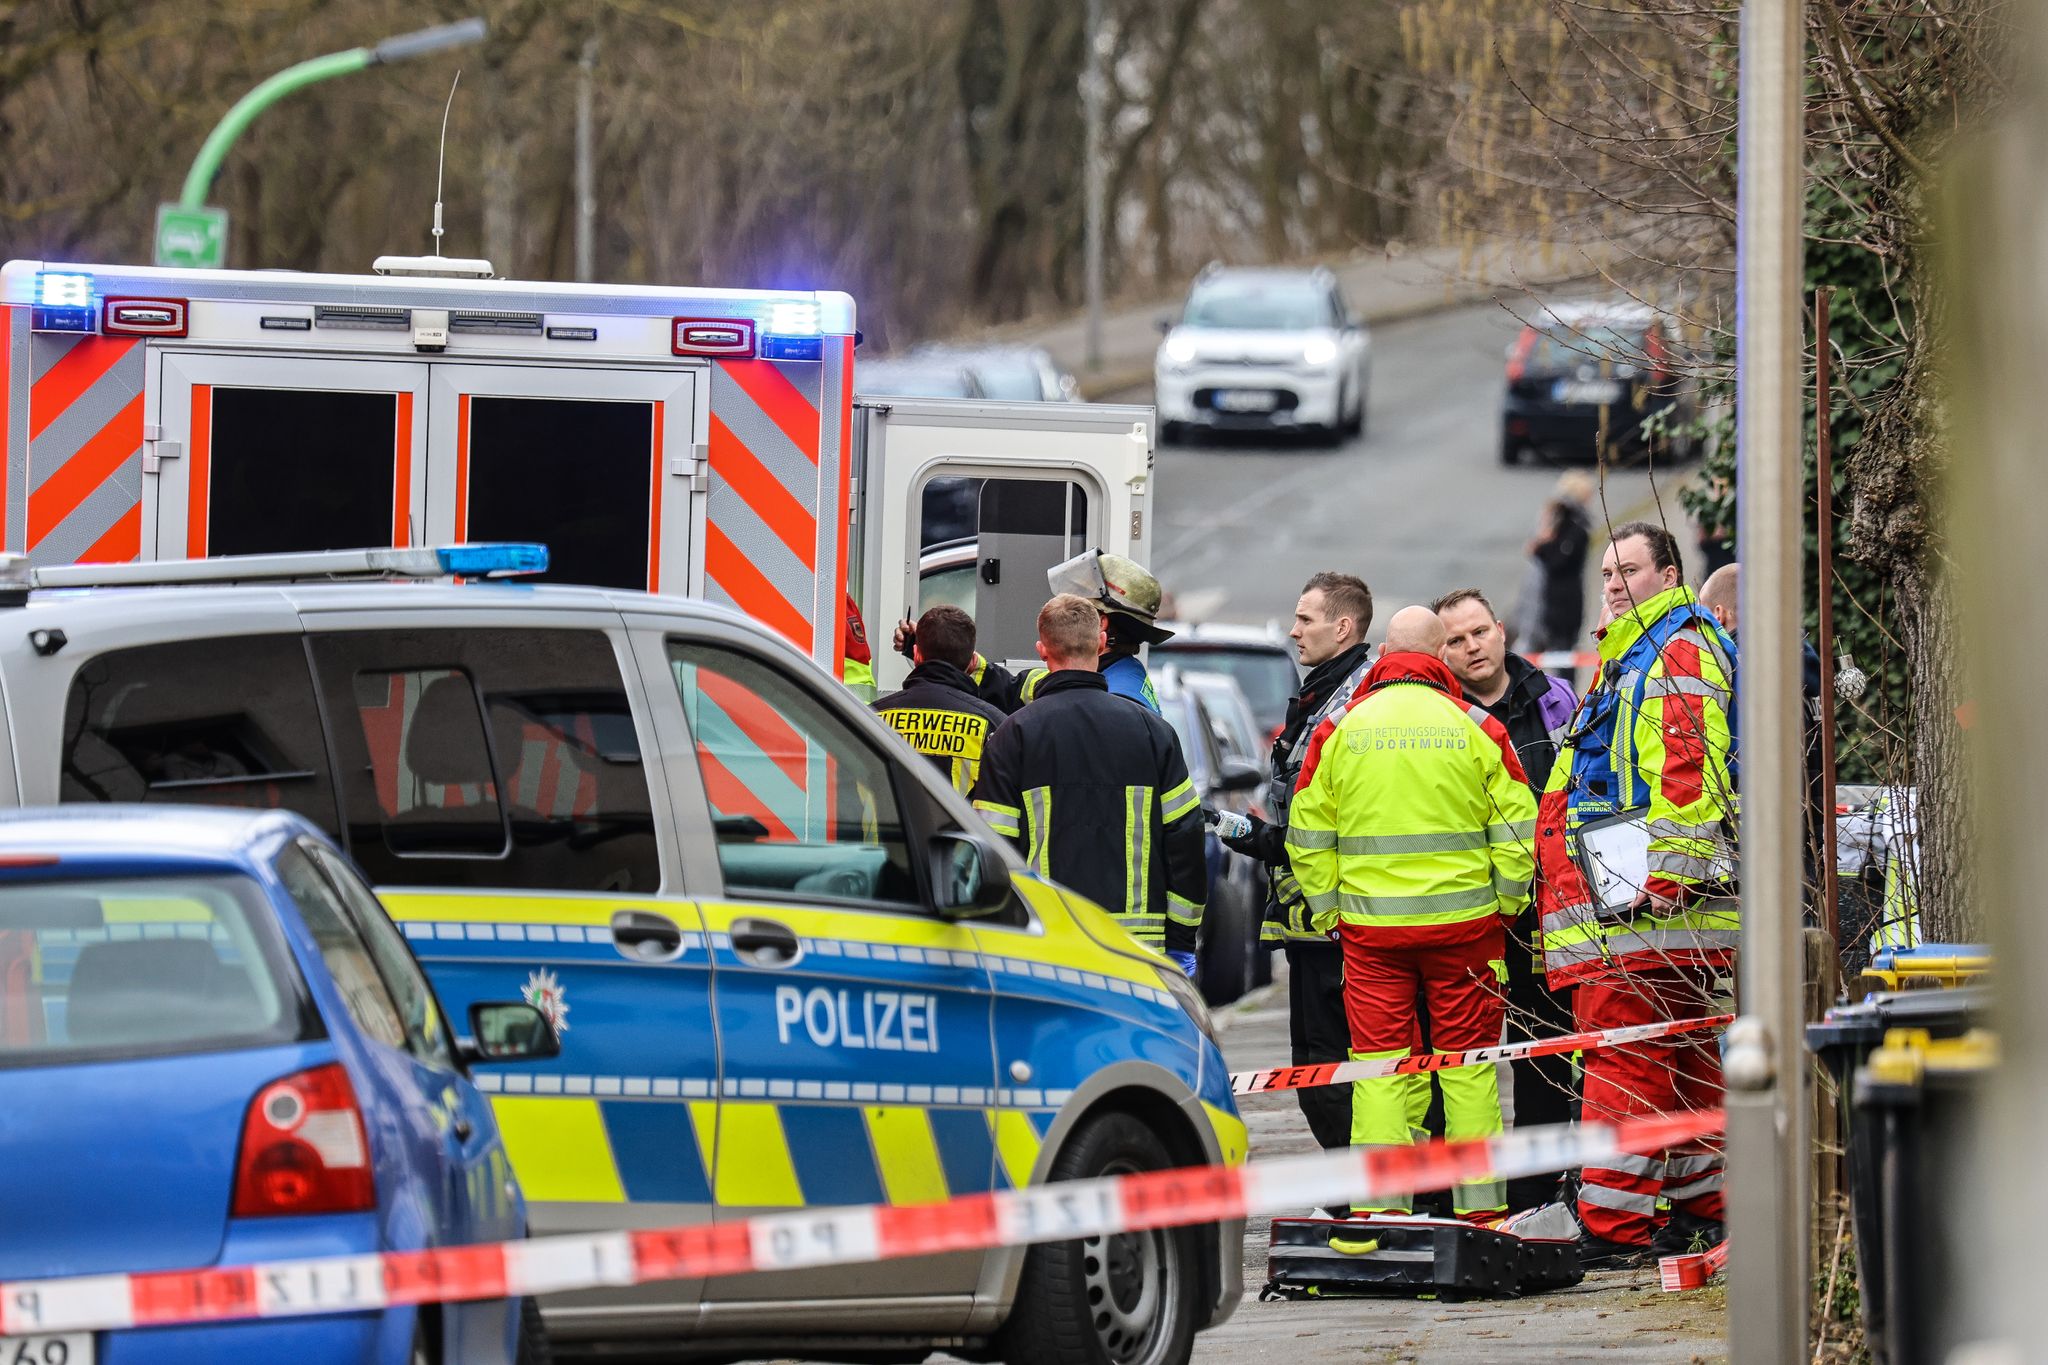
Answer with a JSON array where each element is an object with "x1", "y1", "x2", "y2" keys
[{"x1": 1575, "y1": 811, "x2": 1653, "y2": 919}]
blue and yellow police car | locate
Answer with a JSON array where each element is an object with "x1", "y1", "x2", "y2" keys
[{"x1": 0, "y1": 546, "x2": 1248, "y2": 1364}]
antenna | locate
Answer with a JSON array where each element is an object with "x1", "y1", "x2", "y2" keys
[{"x1": 432, "y1": 69, "x2": 462, "y2": 257}]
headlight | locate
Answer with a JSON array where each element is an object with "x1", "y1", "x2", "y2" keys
[
  {"x1": 1301, "y1": 336, "x2": 1339, "y2": 367},
  {"x1": 1157, "y1": 964, "x2": 1217, "y2": 1043},
  {"x1": 1163, "y1": 334, "x2": 1199, "y2": 366}
]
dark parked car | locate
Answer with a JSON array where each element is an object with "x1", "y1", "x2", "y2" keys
[
  {"x1": 1152, "y1": 622, "x2": 1302, "y2": 742},
  {"x1": 1156, "y1": 670, "x2": 1270, "y2": 1006},
  {"x1": 1500, "y1": 303, "x2": 1694, "y2": 466}
]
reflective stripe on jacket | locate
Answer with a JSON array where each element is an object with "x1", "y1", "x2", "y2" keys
[
  {"x1": 1284, "y1": 654, "x2": 1538, "y2": 948},
  {"x1": 1534, "y1": 585, "x2": 1741, "y2": 985},
  {"x1": 969, "y1": 669, "x2": 1206, "y2": 952}
]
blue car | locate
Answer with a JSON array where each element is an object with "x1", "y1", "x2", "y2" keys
[{"x1": 0, "y1": 807, "x2": 556, "y2": 1364}]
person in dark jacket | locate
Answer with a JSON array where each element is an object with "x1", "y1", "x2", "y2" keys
[
  {"x1": 1218, "y1": 572, "x2": 1375, "y2": 1153},
  {"x1": 1526, "y1": 473, "x2": 1594, "y2": 656},
  {"x1": 1436, "y1": 587, "x2": 1580, "y2": 1210},
  {"x1": 972, "y1": 594, "x2": 1207, "y2": 976},
  {"x1": 873, "y1": 606, "x2": 1012, "y2": 794}
]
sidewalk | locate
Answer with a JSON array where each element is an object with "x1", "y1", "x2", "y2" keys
[{"x1": 961, "y1": 240, "x2": 1609, "y2": 398}]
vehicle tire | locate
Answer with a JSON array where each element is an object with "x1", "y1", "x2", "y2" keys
[
  {"x1": 515, "y1": 1298, "x2": 554, "y2": 1365},
  {"x1": 1251, "y1": 940, "x2": 1275, "y2": 989},
  {"x1": 1160, "y1": 420, "x2": 1187, "y2": 446},
  {"x1": 997, "y1": 1113, "x2": 1201, "y2": 1365},
  {"x1": 409, "y1": 1318, "x2": 436, "y2": 1365},
  {"x1": 1499, "y1": 436, "x2": 1520, "y2": 466}
]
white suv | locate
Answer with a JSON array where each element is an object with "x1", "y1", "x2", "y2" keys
[{"x1": 1154, "y1": 266, "x2": 1370, "y2": 446}]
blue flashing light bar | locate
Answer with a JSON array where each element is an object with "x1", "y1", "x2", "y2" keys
[
  {"x1": 32, "y1": 272, "x2": 96, "y2": 334},
  {"x1": 436, "y1": 543, "x2": 550, "y2": 577},
  {"x1": 759, "y1": 335, "x2": 825, "y2": 362}
]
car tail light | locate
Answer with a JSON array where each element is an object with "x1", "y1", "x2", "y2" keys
[
  {"x1": 104, "y1": 297, "x2": 189, "y2": 337},
  {"x1": 232, "y1": 1063, "x2": 375, "y2": 1217},
  {"x1": 1505, "y1": 328, "x2": 1536, "y2": 382}
]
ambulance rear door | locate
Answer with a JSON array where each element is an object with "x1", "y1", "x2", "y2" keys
[
  {"x1": 153, "y1": 353, "x2": 431, "y2": 559},
  {"x1": 854, "y1": 399, "x2": 1154, "y2": 693},
  {"x1": 425, "y1": 364, "x2": 699, "y2": 594}
]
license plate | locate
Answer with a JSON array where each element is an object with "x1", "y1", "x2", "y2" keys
[
  {"x1": 1212, "y1": 389, "x2": 1278, "y2": 413},
  {"x1": 1553, "y1": 379, "x2": 1622, "y2": 405},
  {"x1": 0, "y1": 1335, "x2": 93, "y2": 1365}
]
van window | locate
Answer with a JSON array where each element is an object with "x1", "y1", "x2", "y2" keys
[
  {"x1": 206, "y1": 387, "x2": 399, "y2": 555},
  {"x1": 60, "y1": 635, "x2": 340, "y2": 829},
  {"x1": 311, "y1": 628, "x2": 659, "y2": 893},
  {"x1": 667, "y1": 641, "x2": 919, "y2": 911}
]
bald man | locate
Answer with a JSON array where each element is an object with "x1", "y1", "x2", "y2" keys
[
  {"x1": 1285, "y1": 603, "x2": 1536, "y2": 1223},
  {"x1": 1699, "y1": 564, "x2": 1739, "y2": 635}
]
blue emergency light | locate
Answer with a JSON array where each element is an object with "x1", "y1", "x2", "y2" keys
[
  {"x1": 759, "y1": 336, "x2": 825, "y2": 362},
  {"x1": 32, "y1": 272, "x2": 97, "y2": 334},
  {"x1": 435, "y1": 543, "x2": 550, "y2": 577}
]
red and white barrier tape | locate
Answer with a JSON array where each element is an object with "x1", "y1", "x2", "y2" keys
[
  {"x1": 0, "y1": 1109, "x2": 1724, "y2": 1336},
  {"x1": 1229, "y1": 1013, "x2": 1733, "y2": 1096},
  {"x1": 1523, "y1": 650, "x2": 1601, "y2": 670},
  {"x1": 1658, "y1": 1237, "x2": 1729, "y2": 1291}
]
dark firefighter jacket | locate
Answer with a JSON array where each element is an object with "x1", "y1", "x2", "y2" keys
[
  {"x1": 970, "y1": 670, "x2": 1207, "y2": 953},
  {"x1": 872, "y1": 660, "x2": 1012, "y2": 795}
]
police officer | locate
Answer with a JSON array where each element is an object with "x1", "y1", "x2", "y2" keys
[
  {"x1": 1286, "y1": 607, "x2": 1537, "y2": 1224},
  {"x1": 1218, "y1": 572, "x2": 1374, "y2": 1152},
  {"x1": 972, "y1": 594, "x2": 1207, "y2": 975},
  {"x1": 873, "y1": 605, "x2": 1012, "y2": 794}
]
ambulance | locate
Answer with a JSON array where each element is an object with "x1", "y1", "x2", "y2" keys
[
  {"x1": 0, "y1": 256, "x2": 1154, "y2": 688},
  {"x1": 0, "y1": 261, "x2": 1234, "y2": 1362}
]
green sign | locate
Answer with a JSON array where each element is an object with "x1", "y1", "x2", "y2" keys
[{"x1": 154, "y1": 204, "x2": 229, "y2": 269}]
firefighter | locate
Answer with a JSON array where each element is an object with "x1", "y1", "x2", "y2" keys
[
  {"x1": 1045, "y1": 548, "x2": 1173, "y2": 712},
  {"x1": 1535, "y1": 521, "x2": 1739, "y2": 1265},
  {"x1": 1286, "y1": 606, "x2": 1538, "y2": 1224},
  {"x1": 1218, "y1": 571, "x2": 1375, "y2": 1153},
  {"x1": 972, "y1": 594, "x2": 1206, "y2": 975},
  {"x1": 873, "y1": 605, "x2": 1012, "y2": 794}
]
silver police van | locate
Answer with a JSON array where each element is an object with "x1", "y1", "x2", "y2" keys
[{"x1": 0, "y1": 545, "x2": 1246, "y2": 1364}]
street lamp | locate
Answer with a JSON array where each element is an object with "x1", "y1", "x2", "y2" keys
[{"x1": 155, "y1": 18, "x2": 487, "y2": 267}]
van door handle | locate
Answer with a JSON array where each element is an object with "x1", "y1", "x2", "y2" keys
[
  {"x1": 612, "y1": 909, "x2": 686, "y2": 962},
  {"x1": 729, "y1": 918, "x2": 803, "y2": 968}
]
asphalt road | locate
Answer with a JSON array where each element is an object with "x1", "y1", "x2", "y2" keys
[
  {"x1": 1187, "y1": 963, "x2": 1729, "y2": 1363},
  {"x1": 1125, "y1": 301, "x2": 1696, "y2": 635}
]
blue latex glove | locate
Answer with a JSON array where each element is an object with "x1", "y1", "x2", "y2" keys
[{"x1": 1167, "y1": 949, "x2": 1198, "y2": 978}]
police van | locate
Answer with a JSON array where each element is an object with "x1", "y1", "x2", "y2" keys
[
  {"x1": 0, "y1": 546, "x2": 1246, "y2": 1361},
  {"x1": 0, "y1": 256, "x2": 1153, "y2": 693}
]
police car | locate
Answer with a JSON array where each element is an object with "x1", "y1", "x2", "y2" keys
[{"x1": 0, "y1": 545, "x2": 1248, "y2": 1363}]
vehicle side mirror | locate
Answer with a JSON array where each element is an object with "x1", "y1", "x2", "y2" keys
[
  {"x1": 930, "y1": 830, "x2": 1013, "y2": 919},
  {"x1": 461, "y1": 1001, "x2": 560, "y2": 1065},
  {"x1": 1214, "y1": 756, "x2": 1265, "y2": 794}
]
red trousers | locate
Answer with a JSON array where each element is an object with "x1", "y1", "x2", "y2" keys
[
  {"x1": 1573, "y1": 968, "x2": 1726, "y2": 1245},
  {"x1": 1340, "y1": 924, "x2": 1507, "y2": 1218}
]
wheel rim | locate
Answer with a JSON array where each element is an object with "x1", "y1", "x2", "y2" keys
[{"x1": 1080, "y1": 1158, "x2": 1183, "y2": 1365}]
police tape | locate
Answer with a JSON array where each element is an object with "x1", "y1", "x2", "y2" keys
[
  {"x1": 1659, "y1": 1237, "x2": 1729, "y2": 1291},
  {"x1": 1229, "y1": 1013, "x2": 1734, "y2": 1096},
  {"x1": 0, "y1": 1109, "x2": 1725, "y2": 1336}
]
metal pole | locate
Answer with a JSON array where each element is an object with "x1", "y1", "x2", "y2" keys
[
  {"x1": 1082, "y1": 0, "x2": 1106, "y2": 373},
  {"x1": 1814, "y1": 288, "x2": 1839, "y2": 945},
  {"x1": 575, "y1": 36, "x2": 598, "y2": 283},
  {"x1": 1725, "y1": 0, "x2": 1809, "y2": 1357},
  {"x1": 179, "y1": 18, "x2": 488, "y2": 211}
]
